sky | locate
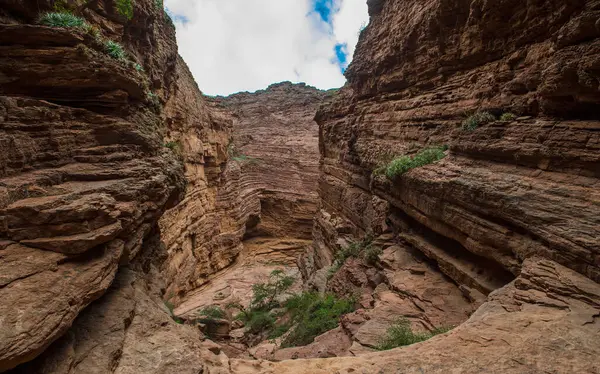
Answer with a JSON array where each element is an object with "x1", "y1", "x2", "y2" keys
[{"x1": 163, "y1": 0, "x2": 369, "y2": 96}]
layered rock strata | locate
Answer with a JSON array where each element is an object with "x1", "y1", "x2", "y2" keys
[
  {"x1": 0, "y1": 0, "x2": 211, "y2": 371},
  {"x1": 294, "y1": 0, "x2": 600, "y2": 368},
  {"x1": 160, "y1": 82, "x2": 324, "y2": 305}
]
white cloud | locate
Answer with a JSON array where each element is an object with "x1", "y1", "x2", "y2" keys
[{"x1": 164, "y1": 0, "x2": 369, "y2": 96}]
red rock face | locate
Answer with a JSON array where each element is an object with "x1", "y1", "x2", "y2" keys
[
  {"x1": 308, "y1": 0, "x2": 600, "y2": 288},
  {"x1": 159, "y1": 82, "x2": 325, "y2": 309},
  {"x1": 0, "y1": 1, "x2": 197, "y2": 371},
  {"x1": 218, "y1": 82, "x2": 325, "y2": 239}
]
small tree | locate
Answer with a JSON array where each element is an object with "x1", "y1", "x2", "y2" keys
[{"x1": 250, "y1": 269, "x2": 294, "y2": 310}]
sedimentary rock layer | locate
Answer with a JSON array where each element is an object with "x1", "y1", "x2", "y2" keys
[
  {"x1": 305, "y1": 0, "x2": 600, "y2": 290},
  {"x1": 0, "y1": 0, "x2": 187, "y2": 370},
  {"x1": 160, "y1": 83, "x2": 324, "y2": 304},
  {"x1": 218, "y1": 83, "x2": 325, "y2": 239}
]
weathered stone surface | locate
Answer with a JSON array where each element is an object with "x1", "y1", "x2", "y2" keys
[
  {"x1": 305, "y1": 0, "x2": 600, "y2": 296},
  {"x1": 8, "y1": 233, "x2": 231, "y2": 374},
  {"x1": 160, "y1": 82, "x2": 324, "y2": 305},
  {"x1": 0, "y1": 1, "x2": 184, "y2": 370},
  {"x1": 218, "y1": 82, "x2": 325, "y2": 239}
]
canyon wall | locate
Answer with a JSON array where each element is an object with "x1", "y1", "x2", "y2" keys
[
  {"x1": 282, "y1": 0, "x2": 600, "y2": 371},
  {"x1": 0, "y1": 1, "x2": 228, "y2": 372},
  {"x1": 305, "y1": 0, "x2": 600, "y2": 288},
  {"x1": 218, "y1": 82, "x2": 324, "y2": 240},
  {"x1": 159, "y1": 82, "x2": 324, "y2": 307}
]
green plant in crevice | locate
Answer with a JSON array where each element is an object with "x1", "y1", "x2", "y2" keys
[
  {"x1": 134, "y1": 63, "x2": 143, "y2": 72},
  {"x1": 376, "y1": 319, "x2": 453, "y2": 351},
  {"x1": 500, "y1": 112, "x2": 517, "y2": 121},
  {"x1": 115, "y1": 0, "x2": 134, "y2": 20},
  {"x1": 104, "y1": 40, "x2": 127, "y2": 60},
  {"x1": 164, "y1": 140, "x2": 180, "y2": 151},
  {"x1": 199, "y1": 305, "x2": 226, "y2": 319},
  {"x1": 39, "y1": 12, "x2": 87, "y2": 28},
  {"x1": 280, "y1": 292, "x2": 355, "y2": 348},
  {"x1": 327, "y1": 236, "x2": 379, "y2": 279},
  {"x1": 154, "y1": 0, "x2": 163, "y2": 8},
  {"x1": 384, "y1": 145, "x2": 447, "y2": 179},
  {"x1": 462, "y1": 111, "x2": 496, "y2": 131}
]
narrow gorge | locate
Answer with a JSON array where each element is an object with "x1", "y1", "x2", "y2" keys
[{"x1": 1, "y1": 0, "x2": 599, "y2": 373}]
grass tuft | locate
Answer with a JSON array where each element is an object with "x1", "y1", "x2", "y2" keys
[
  {"x1": 500, "y1": 112, "x2": 517, "y2": 121},
  {"x1": 462, "y1": 111, "x2": 496, "y2": 131},
  {"x1": 104, "y1": 40, "x2": 127, "y2": 60},
  {"x1": 115, "y1": 0, "x2": 134, "y2": 20},
  {"x1": 39, "y1": 12, "x2": 87, "y2": 28}
]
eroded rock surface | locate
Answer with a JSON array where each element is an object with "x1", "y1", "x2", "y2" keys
[
  {"x1": 0, "y1": 0, "x2": 188, "y2": 370},
  {"x1": 160, "y1": 82, "x2": 324, "y2": 305}
]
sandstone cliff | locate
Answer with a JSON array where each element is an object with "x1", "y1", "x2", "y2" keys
[
  {"x1": 159, "y1": 82, "x2": 324, "y2": 308},
  {"x1": 0, "y1": 0, "x2": 218, "y2": 371},
  {"x1": 291, "y1": 0, "x2": 600, "y2": 370},
  {"x1": 1, "y1": 0, "x2": 599, "y2": 373}
]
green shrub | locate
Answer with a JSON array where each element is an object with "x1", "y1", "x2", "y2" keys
[
  {"x1": 328, "y1": 236, "x2": 378, "y2": 278},
  {"x1": 104, "y1": 40, "x2": 127, "y2": 60},
  {"x1": 363, "y1": 245, "x2": 383, "y2": 265},
  {"x1": 39, "y1": 12, "x2": 87, "y2": 28},
  {"x1": 385, "y1": 145, "x2": 447, "y2": 179},
  {"x1": 268, "y1": 324, "x2": 291, "y2": 339},
  {"x1": 281, "y1": 292, "x2": 355, "y2": 348},
  {"x1": 500, "y1": 112, "x2": 517, "y2": 121},
  {"x1": 115, "y1": 0, "x2": 134, "y2": 20},
  {"x1": 376, "y1": 319, "x2": 453, "y2": 351},
  {"x1": 462, "y1": 111, "x2": 496, "y2": 131},
  {"x1": 199, "y1": 305, "x2": 225, "y2": 319},
  {"x1": 250, "y1": 269, "x2": 295, "y2": 310},
  {"x1": 246, "y1": 310, "x2": 275, "y2": 334},
  {"x1": 164, "y1": 140, "x2": 180, "y2": 151},
  {"x1": 154, "y1": 0, "x2": 163, "y2": 8}
]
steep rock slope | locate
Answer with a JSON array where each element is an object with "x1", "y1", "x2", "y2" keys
[
  {"x1": 160, "y1": 82, "x2": 325, "y2": 307},
  {"x1": 0, "y1": 0, "x2": 224, "y2": 372}
]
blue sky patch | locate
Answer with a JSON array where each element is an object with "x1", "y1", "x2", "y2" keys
[
  {"x1": 312, "y1": 0, "x2": 335, "y2": 24},
  {"x1": 334, "y1": 43, "x2": 348, "y2": 73},
  {"x1": 165, "y1": 7, "x2": 190, "y2": 24},
  {"x1": 310, "y1": 0, "x2": 349, "y2": 73}
]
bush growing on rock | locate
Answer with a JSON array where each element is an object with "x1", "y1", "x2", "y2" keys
[
  {"x1": 115, "y1": 0, "x2": 134, "y2": 20},
  {"x1": 281, "y1": 292, "x2": 355, "y2": 348},
  {"x1": 199, "y1": 305, "x2": 225, "y2": 319},
  {"x1": 327, "y1": 236, "x2": 382, "y2": 278},
  {"x1": 39, "y1": 12, "x2": 87, "y2": 28},
  {"x1": 376, "y1": 318, "x2": 453, "y2": 350},
  {"x1": 462, "y1": 111, "x2": 496, "y2": 131},
  {"x1": 384, "y1": 145, "x2": 447, "y2": 179},
  {"x1": 500, "y1": 112, "x2": 517, "y2": 121},
  {"x1": 231, "y1": 271, "x2": 355, "y2": 347}
]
